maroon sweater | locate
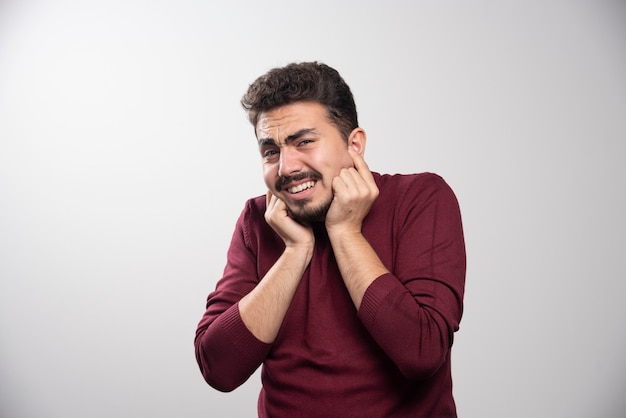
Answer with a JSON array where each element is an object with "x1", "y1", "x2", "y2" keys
[{"x1": 195, "y1": 172, "x2": 466, "y2": 417}]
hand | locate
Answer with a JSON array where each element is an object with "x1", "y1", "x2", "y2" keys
[
  {"x1": 325, "y1": 149, "x2": 379, "y2": 235},
  {"x1": 265, "y1": 191, "x2": 315, "y2": 251}
]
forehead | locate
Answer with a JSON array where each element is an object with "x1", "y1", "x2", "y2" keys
[{"x1": 255, "y1": 102, "x2": 329, "y2": 140}]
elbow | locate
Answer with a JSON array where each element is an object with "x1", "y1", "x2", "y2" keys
[
  {"x1": 195, "y1": 349, "x2": 246, "y2": 393},
  {"x1": 194, "y1": 331, "x2": 254, "y2": 392},
  {"x1": 397, "y1": 309, "x2": 455, "y2": 380},
  {"x1": 391, "y1": 322, "x2": 451, "y2": 380},
  {"x1": 203, "y1": 370, "x2": 243, "y2": 393},
  {"x1": 195, "y1": 341, "x2": 246, "y2": 393},
  {"x1": 396, "y1": 347, "x2": 449, "y2": 380}
]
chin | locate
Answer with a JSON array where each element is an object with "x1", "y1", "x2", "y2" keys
[{"x1": 289, "y1": 199, "x2": 332, "y2": 225}]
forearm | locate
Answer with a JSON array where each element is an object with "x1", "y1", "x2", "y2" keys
[
  {"x1": 328, "y1": 229, "x2": 389, "y2": 309},
  {"x1": 195, "y1": 304, "x2": 271, "y2": 391},
  {"x1": 358, "y1": 274, "x2": 453, "y2": 379},
  {"x1": 327, "y1": 231, "x2": 450, "y2": 378},
  {"x1": 238, "y1": 245, "x2": 312, "y2": 343}
]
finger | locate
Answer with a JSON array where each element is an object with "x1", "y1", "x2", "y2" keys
[
  {"x1": 266, "y1": 190, "x2": 285, "y2": 214},
  {"x1": 339, "y1": 167, "x2": 360, "y2": 188},
  {"x1": 331, "y1": 173, "x2": 345, "y2": 196},
  {"x1": 266, "y1": 190, "x2": 277, "y2": 212},
  {"x1": 348, "y1": 149, "x2": 368, "y2": 171},
  {"x1": 348, "y1": 149, "x2": 376, "y2": 189}
]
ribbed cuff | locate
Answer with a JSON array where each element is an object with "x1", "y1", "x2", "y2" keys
[
  {"x1": 358, "y1": 273, "x2": 399, "y2": 331},
  {"x1": 220, "y1": 303, "x2": 272, "y2": 361}
]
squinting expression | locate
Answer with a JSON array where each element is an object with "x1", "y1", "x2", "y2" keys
[{"x1": 256, "y1": 102, "x2": 356, "y2": 224}]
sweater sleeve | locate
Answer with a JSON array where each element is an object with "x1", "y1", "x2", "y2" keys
[
  {"x1": 194, "y1": 201, "x2": 272, "y2": 392},
  {"x1": 358, "y1": 174, "x2": 466, "y2": 380}
]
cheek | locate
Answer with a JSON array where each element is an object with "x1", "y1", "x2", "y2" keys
[
  {"x1": 322, "y1": 152, "x2": 353, "y2": 175},
  {"x1": 263, "y1": 165, "x2": 278, "y2": 188},
  {"x1": 342, "y1": 154, "x2": 354, "y2": 168}
]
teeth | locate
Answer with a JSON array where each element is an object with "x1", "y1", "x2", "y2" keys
[{"x1": 288, "y1": 181, "x2": 315, "y2": 194}]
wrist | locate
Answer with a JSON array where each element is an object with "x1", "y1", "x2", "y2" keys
[
  {"x1": 284, "y1": 242, "x2": 314, "y2": 264},
  {"x1": 326, "y1": 224, "x2": 362, "y2": 240}
]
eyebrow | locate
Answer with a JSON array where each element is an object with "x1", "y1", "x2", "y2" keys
[{"x1": 258, "y1": 128, "x2": 317, "y2": 147}]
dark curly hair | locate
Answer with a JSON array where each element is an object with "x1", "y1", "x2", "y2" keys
[{"x1": 241, "y1": 62, "x2": 358, "y2": 141}]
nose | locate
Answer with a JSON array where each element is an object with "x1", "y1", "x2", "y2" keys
[{"x1": 277, "y1": 147, "x2": 302, "y2": 178}]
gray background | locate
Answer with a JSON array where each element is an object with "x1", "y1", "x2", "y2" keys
[{"x1": 1, "y1": 1, "x2": 625, "y2": 417}]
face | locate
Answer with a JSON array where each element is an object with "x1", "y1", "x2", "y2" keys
[{"x1": 256, "y1": 101, "x2": 364, "y2": 224}]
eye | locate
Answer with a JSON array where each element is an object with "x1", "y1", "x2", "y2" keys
[
  {"x1": 297, "y1": 139, "x2": 313, "y2": 147},
  {"x1": 263, "y1": 148, "x2": 279, "y2": 161}
]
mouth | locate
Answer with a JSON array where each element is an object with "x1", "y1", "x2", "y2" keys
[
  {"x1": 286, "y1": 180, "x2": 316, "y2": 194},
  {"x1": 276, "y1": 171, "x2": 322, "y2": 197}
]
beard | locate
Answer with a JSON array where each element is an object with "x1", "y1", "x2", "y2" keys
[
  {"x1": 276, "y1": 170, "x2": 330, "y2": 224},
  {"x1": 287, "y1": 195, "x2": 333, "y2": 224}
]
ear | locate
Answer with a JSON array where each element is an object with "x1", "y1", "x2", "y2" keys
[{"x1": 347, "y1": 128, "x2": 367, "y2": 156}]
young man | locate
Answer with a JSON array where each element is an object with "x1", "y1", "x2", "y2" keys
[{"x1": 195, "y1": 62, "x2": 466, "y2": 417}]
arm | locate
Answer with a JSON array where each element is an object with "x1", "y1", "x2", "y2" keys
[
  {"x1": 325, "y1": 149, "x2": 388, "y2": 309},
  {"x1": 358, "y1": 177, "x2": 466, "y2": 379},
  {"x1": 195, "y1": 193, "x2": 313, "y2": 391},
  {"x1": 238, "y1": 191, "x2": 314, "y2": 343},
  {"x1": 327, "y1": 153, "x2": 466, "y2": 379}
]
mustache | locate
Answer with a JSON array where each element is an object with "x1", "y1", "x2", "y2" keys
[{"x1": 276, "y1": 171, "x2": 323, "y2": 190}]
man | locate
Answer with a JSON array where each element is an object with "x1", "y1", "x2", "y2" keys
[{"x1": 195, "y1": 62, "x2": 466, "y2": 417}]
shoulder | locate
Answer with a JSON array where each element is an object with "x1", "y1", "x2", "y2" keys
[
  {"x1": 371, "y1": 171, "x2": 462, "y2": 218},
  {"x1": 244, "y1": 194, "x2": 267, "y2": 218},
  {"x1": 374, "y1": 172, "x2": 454, "y2": 199},
  {"x1": 231, "y1": 194, "x2": 271, "y2": 246},
  {"x1": 241, "y1": 194, "x2": 269, "y2": 229}
]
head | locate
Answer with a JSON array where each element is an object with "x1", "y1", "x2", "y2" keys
[
  {"x1": 241, "y1": 61, "x2": 358, "y2": 142},
  {"x1": 242, "y1": 62, "x2": 366, "y2": 224}
]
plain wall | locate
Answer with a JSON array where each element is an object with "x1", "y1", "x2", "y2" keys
[{"x1": 1, "y1": 1, "x2": 625, "y2": 417}]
